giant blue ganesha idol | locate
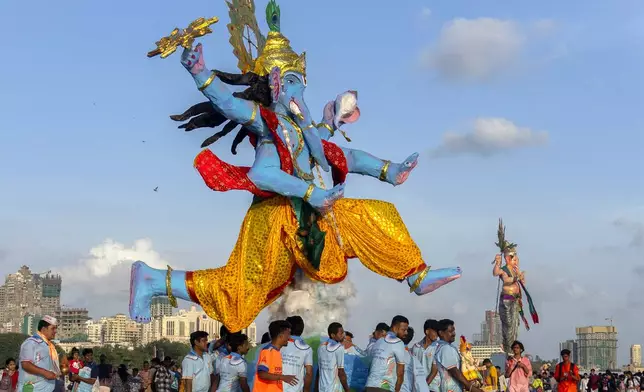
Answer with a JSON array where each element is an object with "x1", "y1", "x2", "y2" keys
[{"x1": 129, "y1": 0, "x2": 462, "y2": 332}]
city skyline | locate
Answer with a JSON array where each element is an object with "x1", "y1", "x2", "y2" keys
[
  {"x1": 0, "y1": 265, "x2": 257, "y2": 346},
  {"x1": 1, "y1": 264, "x2": 642, "y2": 365}
]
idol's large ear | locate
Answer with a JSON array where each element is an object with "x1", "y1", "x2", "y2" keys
[{"x1": 269, "y1": 66, "x2": 281, "y2": 103}]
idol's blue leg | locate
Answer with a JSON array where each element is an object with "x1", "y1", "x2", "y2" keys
[
  {"x1": 129, "y1": 261, "x2": 192, "y2": 323},
  {"x1": 407, "y1": 266, "x2": 462, "y2": 295}
]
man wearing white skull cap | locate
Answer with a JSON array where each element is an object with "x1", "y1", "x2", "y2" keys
[{"x1": 16, "y1": 316, "x2": 60, "y2": 392}]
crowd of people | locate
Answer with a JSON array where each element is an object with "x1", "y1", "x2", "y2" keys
[
  {"x1": 529, "y1": 367, "x2": 643, "y2": 392},
  {"x1": 6, "y1": 314, "x2": 644, "y2": 392}
]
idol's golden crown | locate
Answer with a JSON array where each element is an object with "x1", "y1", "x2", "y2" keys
[{"x1": 253, "y1": 31, "x2": 306, "y2": 78}]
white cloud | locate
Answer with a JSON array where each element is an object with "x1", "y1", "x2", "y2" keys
[
  {"x1": 430, "y1": 117, "x2": 548, "y2": 158},
  {"x1": 55, "y1": 238, "x2": 179, "y2": 315},
  {"x1": 422, "y1": 18, "x2": 524, "y2": 81},
  {"x1": 81, "y1": 238, "x2": 169, "y2": 278},
  {"x1": 420, "y1": 7, "x2": 432, "y2": 19}
]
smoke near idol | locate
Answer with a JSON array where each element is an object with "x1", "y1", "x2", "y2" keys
[{"x1": 267, "y1": 270, "x2": 356, "y2": 336}]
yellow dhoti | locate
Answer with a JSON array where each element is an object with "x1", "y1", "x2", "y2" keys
[{"x1": 187, "y1": 196, "x2": 425, "y2": 332}]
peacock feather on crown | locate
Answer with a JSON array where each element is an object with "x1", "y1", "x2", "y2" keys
[{"x1": 226, "y1": 0, "x2": 305, "y2": 77}]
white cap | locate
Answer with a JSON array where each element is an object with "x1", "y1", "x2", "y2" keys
[{"x1": 41, "y1": 315, "x2": 58, "y2": 326}]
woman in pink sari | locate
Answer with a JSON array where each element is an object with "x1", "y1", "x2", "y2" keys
[{"x1": 505, "y1": 341, "x2": 532, "y2": 392}]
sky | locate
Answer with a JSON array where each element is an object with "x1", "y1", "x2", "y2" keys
[{"x1": 1, "y1": 0, "x2": 643, "y2": 364}]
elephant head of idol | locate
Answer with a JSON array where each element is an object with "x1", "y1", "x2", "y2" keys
[{"x1": 252, "y1": 1, "x2": 329, "y2": 170}]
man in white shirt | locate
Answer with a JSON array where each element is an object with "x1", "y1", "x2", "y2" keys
[
  {"x1": 366, "y1": 323, "x2": 390, "y2": 355},
  {"x1": 365, "y1": 315, "x2": 409, "y2": 392},
  {"x1": 401, "y1": 327, "x2": 429, "y2": 392},
  {"x1": 215, "y1": 333, "x2": 250, "y2": 392},
  {"x1": 281, "y1": 316, "x2": 313, "y2": 392},
  {"x1": 317, "y1": 322, "x2": 350, "y2": 392},
  {"x1": 410, "y1": 320, "x2": 440, "y2": 392},
  {"x1": 343, "y1": 332, "x2": 367, "y2": 357}
]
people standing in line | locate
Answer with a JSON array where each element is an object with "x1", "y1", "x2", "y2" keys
[
  {"x1": 433, "y1": 319, "x2": 484, "y2": 392},
  {"x1": 0, "y1": 358, "x2": 19, "y2": 392},
  {"x1": 505, "y1": 341, "x2": 532, "y2": 392},
  {"x1": 365, "y1": 315, "x2": 410, "y2": 392},
  {"x1": 216, "y1": 333, "x2": 250, "y2": 392},
  {"x1": 254, "y1": 320, "x2": 297, "y2": 392},
  {"x1": 411, "y1": 319, "x2": 440, "y2": 392},
  {"x1": 317, "y1": 322, "x2": 349, "y2": 392},
  {"x1": 554, "y1": 349, "x2": 579, "y2": 392},
  {"x1": 16, "y1": 316, "x2": 61, "y2": 392},
  {"x1": 182, "y1": 331, "x2": 214, "y2": 392},
  {"x1": 281, "y1": 316, "x2": 313, "y2": 392}
]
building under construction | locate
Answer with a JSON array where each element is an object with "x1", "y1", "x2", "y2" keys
[{"x1": 576, "y1": 325, "x2": 618, "y2": 370}]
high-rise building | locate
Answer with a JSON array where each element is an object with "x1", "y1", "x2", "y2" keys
[
  {"x1": 576, "y1": 325, "x2": 618, "y2": 370},
  {"x1": 473, "y1": 310, "x2": 502, "y2": 346},
  {"x1": 0, "y1": 267, "x2": 62, "y2": 332},
  {"x1": 559, "y1": 340, "x2": 579, "y2": 363},
  {"x1": 141, "y1": 306, "x2": 258, "y2": 345},
  {"x1": 0, "y1": 266, "x2": 42, "y2": 328},
  {"x1": 37, "y1": 274, "x2": 62, "y2": 317},
  {"x1": 631, "y1": 344, "x2": 641, "y2": 367},
  {"x1": 151, "y1": 297, "x2": 173, "y2": 318},
  {"x1": 470, "y1": 344, "x2": 505, "y2": 362},
  {"x1": 103, "y1": 314, "x2": 142, "y2": 345},
  {"x1": 56, "y1": 307, "x2": 90, "y2": 341},
  {"x1": 86, "y1": 320, "x2": 104, "y2": 345}
]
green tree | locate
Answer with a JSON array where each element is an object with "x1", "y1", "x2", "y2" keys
[
  {"x1": 57, "y1": 340, "x2": 190, "y2": 369},
  {"x1": 0, "y1": 333, "x2": 28, "y2": 365}
]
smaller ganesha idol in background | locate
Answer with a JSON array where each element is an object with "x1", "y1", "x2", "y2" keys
[{"x1": 460, "y1": 336, "x2": 483, "y2": 387}]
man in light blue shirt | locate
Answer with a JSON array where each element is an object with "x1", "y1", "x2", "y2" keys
[
  {"x1": 434, "y1": 319, "x2": 483, "y2": 392},
  {"x1": 317, "y1": 322, "x2": 349, "y2": 392},
  {"x1": 216, "y1": 334, "x2": 250, "y2": 392},
  {"x1": 17, "y1": 316, "x2": 60, "y2": 392},
  {"x1": 366, "y1": 323, "x2": 390, "y2": 356},
  {"x1": 209, "y1": 326, "x2": 231, "y2": 377},
  {"x1": 410, "y1": 320, "x2": 440, "y2": 392},
  {"x1": 281, "y1": 316, "x2": 313, "y2": 392},
  {"x1": 343, "y1": 332, "x2": 367, "y2": 358},
  {"x1": 366, "y1": 315, "x2": 409, "y2": 392},
  {"x1": 74, "y1": 349, "x2": 99, "y2": 392},
  {"x1": 182, "y1": 331, "x2": 214, "y2": 392}
]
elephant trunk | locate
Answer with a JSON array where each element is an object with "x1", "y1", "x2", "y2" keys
[{"x1": 291, "y1": 97, "x2": 330, "y2": 172}]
